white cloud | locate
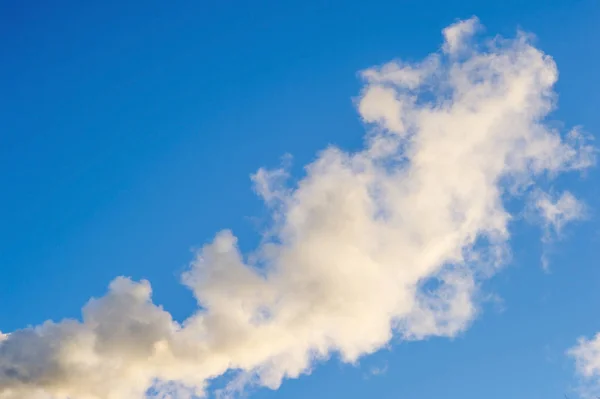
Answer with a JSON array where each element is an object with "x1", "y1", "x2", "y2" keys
[
  {"x1": 528, "y1": 189, "x2": 587, "y2": 270},
  {"x1": 534, "y1": 190, "x2": 586, "y2": 237},
  {"x1": 0, "y1": 17, "x2": 594, "y2": 399},
  {"x1": 442, "y1": 17, "x2": 481, "y2": 54},
  {"x1": 568, "y1": 334, "x2": 600, "y2": 398},
  {"x1": 570, "y1": 334, "x2": 600, "y2": 378}
]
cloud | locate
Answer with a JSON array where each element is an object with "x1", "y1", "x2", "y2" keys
[
  {"x1": 442, "y1": 17, "x2": 482, "y2": 54},
  {"x1": 534, "y1": 191, "x2": 586, "y2": 237},
  {"x1": 529, "y1": 189, "x2": 587, "y2": 270},
  {"x1": 0, "y1": 17, "x2": 594, "y2": 399},
  {"x1": 568, "y1": 334, "x2": 600, "y2": 398},
  {"x1": 366, "y1": 362, "x2": 388, "y2": 378}
]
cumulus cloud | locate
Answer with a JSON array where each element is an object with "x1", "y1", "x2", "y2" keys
[
  {"x1": 568, "y1": 334, "x2": 600, "y2": 398},
  {"x1": 0, "y1": 17, "x2": 594, "y2": 399}
]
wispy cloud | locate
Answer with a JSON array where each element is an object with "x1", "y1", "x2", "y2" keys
[
  {"x1": 529, "y1": 189, "x2": 588, "y2": 270},
  {"x1": 366, "y1": 362, "x2": 388, "y2": 378},
  {"x1": 0, "y1": 17, "x2": 593, "y2": 399}
]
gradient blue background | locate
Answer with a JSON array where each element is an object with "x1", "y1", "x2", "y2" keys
[{"x1": 1, "y1": 1, "x2": 599, "y2": 398}]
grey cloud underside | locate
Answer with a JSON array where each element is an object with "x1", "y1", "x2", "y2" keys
[{"x1": 0, "y1": 17, "x2": 595, "y2": 399}]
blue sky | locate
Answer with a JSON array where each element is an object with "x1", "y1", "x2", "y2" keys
[{"x1": 1, "y1": 1, "x2": 600, "y2": 398}]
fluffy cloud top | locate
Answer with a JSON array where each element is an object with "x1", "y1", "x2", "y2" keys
[
  {"x1": 442, "y1": 16, "x2": 482, "y2": 54},
  {"x1": 0, "y1": 17, "x2": 593, "y2": 399}
]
